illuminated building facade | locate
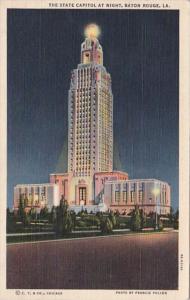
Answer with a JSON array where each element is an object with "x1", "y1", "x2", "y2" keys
[
  {"x1": 13, "y1": 24, "x2": 171, "y2": 215},
  {"x1": 13, "y1": 183, "x2": 59, "y2": 212},
  {"x1": 67, "y1": 26, "x2": 114, "y2": 205},
  {"x1": 68, "y1": 34, "x2": 113, "y2": 176},
  {"x1": 104, "y1": 179, "x2": 171, "y2": 215}
]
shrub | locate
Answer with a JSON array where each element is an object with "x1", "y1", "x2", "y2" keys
[
  {"x1": 158, "y1": 220, "x2": 164, "y2": 231},
  {"x1": 108, "y1": 211, "x2": 117, "y2": 228},
  {"x1": 40, "y1": 206, "x2": 49, "y2": 219},
  {"x1": 23, "y1": 213, "x2": 31, "y2": 226},
  {"x1": 140, "y1": 209, "x2": 147, "y2": 229},
  {"x1": 130, "y1": 206, "x2": 141, "y2": 231},
  {"x1": 55, "y1": 199, "x2": 73, "y2": 235},
  {"x1": 100, "y1": 217, "x2": 113, "y2": 234},
  {"x1": 120, "y1": 223, "x2": 127, "y2": 229},
  {"x1": 82, "y1": 215, "x2": 100, "y2": 227},
  {"x1": 70, "y1": 211, "x2": 76, "y2": 228},
  {"x1": 77, "y1": 209, "x2": 87, "y2": 218},
  {"x1": 96, "y1": 211, "x2": 103, "y2": 218},
  {"x1": 76, "y1": 220, "x2": 87, "y2": 227},
  {"x1": 173, "y1": 221, "x2": 178, "y2": 230},
  {"x1": 173, "y1": 209, "x2": 179, "y2": 229}
]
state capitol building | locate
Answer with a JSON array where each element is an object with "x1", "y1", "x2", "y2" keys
[{"x1": 14, "y1": 24, "x2": 171, "y2": 215}]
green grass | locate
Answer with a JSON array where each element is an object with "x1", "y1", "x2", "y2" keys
[{"x1": 7, "y1": 223, "x2": 54, "y2": 234}]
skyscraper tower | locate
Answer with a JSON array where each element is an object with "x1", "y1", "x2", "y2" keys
[
  {"x1": 68, "y1": 24, "x2": 113, "y2": 176},
  {"x1": 67, "y1": 24, "x2": 113, "y2": 205}
]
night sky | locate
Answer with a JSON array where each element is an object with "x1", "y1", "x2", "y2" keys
[{"x1": 7, "y1": 9, "x2": 179, "y2": 210}]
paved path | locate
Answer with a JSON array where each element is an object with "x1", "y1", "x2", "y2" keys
[
  {"x1": 7, "y1": 231, "x2": 178, "y2": 290},
  {"x1": 7, "y1": 228, "x2": 131, "y2": 238}
]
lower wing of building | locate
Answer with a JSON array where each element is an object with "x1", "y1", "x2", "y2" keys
[{"x1": 13, "y1": 173, "x2": 171, "y2": 215}]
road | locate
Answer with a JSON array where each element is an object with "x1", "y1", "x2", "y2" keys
[{"x1": 7, "y1": 232, "x2": 178, "y2": 290}]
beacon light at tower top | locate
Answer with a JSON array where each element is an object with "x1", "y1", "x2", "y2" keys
[{"x1": 84, "y1": 23, "x2": 101, "y2": 39}]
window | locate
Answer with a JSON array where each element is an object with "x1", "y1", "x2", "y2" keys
[
  {"x1": 79, "y1": 187, "x2": 87, "y2": 203},
  {"x1": 130, "y1": 191, "x2": 134, "y2": 203},
  {"x1": 115, "y1": 191, "x2": 120, "y2": 203},
  {"x1": 138, "y1": 190, "x2": 143, "y2": 203},
  {"x1": 123, "y1": 191, "x2": 127, "y2": 202}
]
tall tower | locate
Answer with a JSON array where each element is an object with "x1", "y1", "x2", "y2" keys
[{"x1": 68, "y1": 24, "x2": 113, "y2": 205}]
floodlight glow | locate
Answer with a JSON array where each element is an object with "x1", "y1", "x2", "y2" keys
[
  {"x1": 152, "y1": 188, "x2": 160, "y2": 196},
  {"x1": 84, "y1": 23, "x2": 101, "y2": 39}
]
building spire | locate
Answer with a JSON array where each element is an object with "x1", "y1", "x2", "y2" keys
[
  {"x1": 81, "y1": 24, "x2": 103, "y2": 65},
  {"x1": 84, "y1": 23, "x2": 101, "y2": 39}
]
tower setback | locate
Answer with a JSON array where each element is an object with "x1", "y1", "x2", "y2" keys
[{"x1": 68, "y1": 36, "x2": 113, "y2": 177}]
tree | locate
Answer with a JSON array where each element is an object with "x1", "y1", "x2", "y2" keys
[
  {"x1": 23, "y1": 213, "x2": 31, "y2": 226},
  {"x1": 16, "y1": 195, "x2": 32, "y2": 226},
  {"x1": 158, "y1": 218, "x2": 164, "y2": 231},
  {"x1": 70, "y1": 210, "x2": 76, "y2": 229},
  {"x1": 29, "y1": 207, "x2": 37, "y2": 220},
  {"x1": 55, "y1": 198, "x2": 73, "y2": 236},
  {"x1": 130, "y1": 206, "x2": 141, "y2": 231},
  {"x1": 17, "y1": 195, "x2": 26, "y2": 222},
  {"x1": 100, "y1": 217, "x2": 113, "y2": 234},
  {"x1": 40, "y1": 206, "x2": 49, "y2": 219},
  {"x1": 96, "y1": 211, "x2": 103, "y2": 219},
  {"x1": 49, "y1": 206, "x2": 57, "y2": 224},
  {"x1": 7, "y1": 207, "x2": 16, "y2": 233},
  {"x1": 167, "y1": 207, "x2": 174, "y2": 226},
  {"x1": 140, "y1": 209, "x2": 146, "y2": 229},
  {"x1": 147, "y1": 211, "x2": 157, "y2": 228},
  {"x1": 173, "y1": 209, "x2": 179, "y2": 229},
  {"x1": 108, "y1": 211, "x2": 117, "y2": 228},
  {"x1": 114, "y1": 210, "x2": 120, "y2": 217},
  {"x1": 7, "y1": 207, "x2": 11, "y2": 217}
]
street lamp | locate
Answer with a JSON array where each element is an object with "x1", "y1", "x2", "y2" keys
[{"x1": 152, "y1": 187, "x2": 160, "y2": 230}]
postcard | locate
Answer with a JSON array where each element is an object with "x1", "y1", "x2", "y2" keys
[{"x1": 0, "y1": 0, "x2": 189, "y2": 299}]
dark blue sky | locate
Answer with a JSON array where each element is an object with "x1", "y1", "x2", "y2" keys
[{"x1": 7, "y1": 9, "x2": 179, "y2": 209}]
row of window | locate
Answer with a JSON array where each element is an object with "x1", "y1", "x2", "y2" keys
[
  {"x1": 75, "y1": 97, "x2": 94, "y2": 102},
  {"x1": 77, "y1": 70, "x2": 92, "y2": 77},
  {"x1": 75, "y1": 114, "x2": 92, "y2": 119},
  {"x1": 76, "y1": 104, "x2": 92, "y2": 109},
  {"x1": 18, "y1": 187, "x2": 46, "y2": 194},
  {"x1": 74, "y1": 172, "x2": 92, "y2": 176},
  {"x1": 76, "y1": 119, "x2": 93, "y2": 124},
  {"x1": 77, "y1": 75, "x2": 92, "y2": 80},
  {"x1": 111, "y1": 189, "x2": 168, "y2": 204},
  {"x1": 77, "y1": 82, "x2": 94, "y2": 88},
  {"x1": 75, "y1": 157, "x2": 93, "y2": 162},
  {"x1": 114, "y1": 191, "x2": 143, "y2": 203},
  {"x1": 75, "y1": 127, "x2": 92, "y2": 133},
  {"x1": 75, "y1": 165, "x2": 91, "y2": 169},
  {"x1": 75, "y1": 98, "x2": 95, "y2": 104},
  {"x1": 75, "y1": 159, "x2": 96, "y2": 164},
  {"x1": 75, "y1": 92, "x2": 94, "y2": 97},
  {"x1": 77, "y1": 81, "x2": 92, "y2": 86},
  {"x1": 75, "y1": 142, "x2": 92, "y2": 146},
  {"x1": 76, "y1": 87, "x2": 93, "y2": 91}
]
